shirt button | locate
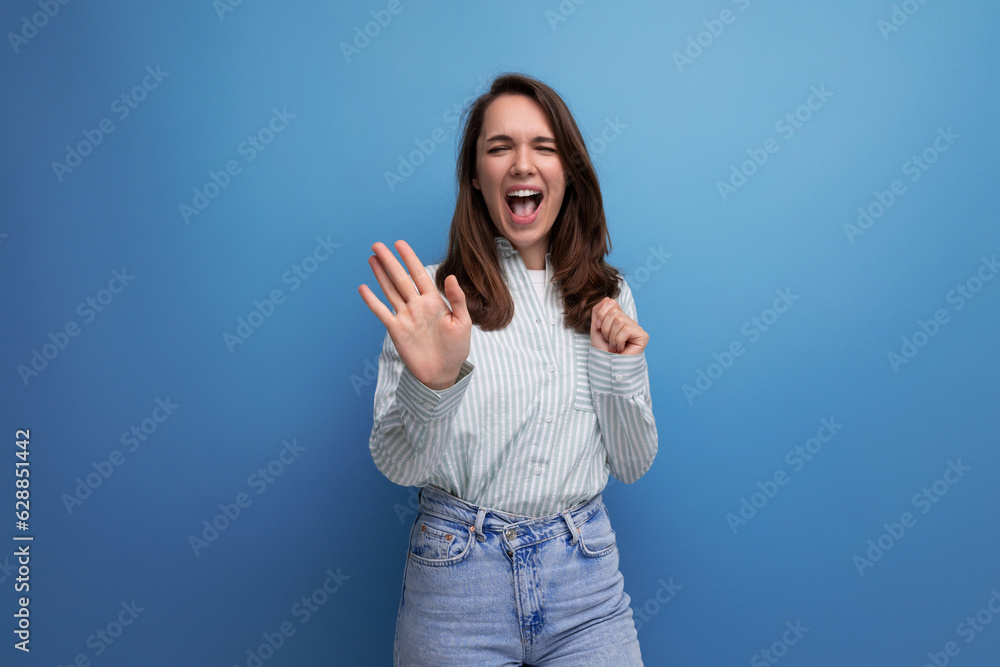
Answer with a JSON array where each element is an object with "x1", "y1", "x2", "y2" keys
[
  {"x1": 423, "y1": 401, "x2": 432, "y2": 409},
  {"x1": 544, "y1": 414, "x2": 553, "y2": 423},
  {"x1": 546, "y1": 363, "x2": 556, "y2": 373},
  {"x1": 534, "y1": 466, "x2": 541, "y2": 475},
  {"x1": 504, "y1": 527, "x2": 517, "y2": 540},
  {"x1": 549, "y1": 317, "x2": 556, "y2": 325},
  {"x1": 615, "y1": 374, "x2": 624, "y2": 382}
]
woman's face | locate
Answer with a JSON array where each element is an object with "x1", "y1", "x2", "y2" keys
[{"x1": 473, "y1": 94, "x2": 566, "y2": 270}]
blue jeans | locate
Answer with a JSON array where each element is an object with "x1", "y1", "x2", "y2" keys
[{"x1": 394, "y1": 485, "x2": 643, "y2": 666}]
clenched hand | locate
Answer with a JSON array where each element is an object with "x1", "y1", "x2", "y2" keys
[{"x1": 590, "y1": 297, "x2": 648, "y2": 355}]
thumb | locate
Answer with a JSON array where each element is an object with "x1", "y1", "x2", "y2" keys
[{"x1": 444, "y1": 274, "x2": 471, "y2": 325}]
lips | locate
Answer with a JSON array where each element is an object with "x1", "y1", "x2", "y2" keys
[{"x1": 505, "y1": 187, "x2": 544, "y2": 224}]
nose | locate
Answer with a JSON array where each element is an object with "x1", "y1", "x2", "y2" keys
[{"x1": 510, "y1": 145, "x2": 535, "y2": 176}]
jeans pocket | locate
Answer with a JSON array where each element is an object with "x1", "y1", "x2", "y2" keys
[
  {"x1": 407, "y1": 511, "x2": 476, "y2": 567},
  {"x1": 576, "y1": 506, "x2": 618, "y2": 558}
]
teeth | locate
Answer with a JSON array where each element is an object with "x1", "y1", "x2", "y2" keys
[{"x1": 508, "y1": 189, "x2": 541, "y2": 198}]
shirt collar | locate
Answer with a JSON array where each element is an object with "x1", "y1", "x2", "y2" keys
[
  {"x1": 494, "y1": 236, "x2": 517, "y2": 259},
  {"x1": 494, "y1": 236, "x2": 552, "y2": 265}
]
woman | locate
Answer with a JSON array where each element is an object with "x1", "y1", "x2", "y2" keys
[{"x1": 358, "y1": 72, "x2": 658, "y2": 666}]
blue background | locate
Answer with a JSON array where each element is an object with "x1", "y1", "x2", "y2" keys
[{"x1": 2, "y1": 1, "x2": 999, "y2": 665}]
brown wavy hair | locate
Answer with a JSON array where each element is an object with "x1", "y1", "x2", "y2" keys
[{"x1": 434, "y1": 72, "x2": 621, "y2": 334}]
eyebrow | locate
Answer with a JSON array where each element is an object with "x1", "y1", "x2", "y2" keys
[{"x1": 484, "y1": 134, "x2": 557, "y2": 144}]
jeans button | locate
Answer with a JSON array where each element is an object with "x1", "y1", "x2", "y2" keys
[{"x1": 504, "y1": 527, "x2": 517, "y2": 540}]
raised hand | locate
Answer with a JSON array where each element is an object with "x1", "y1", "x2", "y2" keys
[
  {"x1": 358, "y1": 240, "x2": 471, "y2": 390},
  {"x1": 590, "y1": 297, "x2": 648, "y2": 355}
]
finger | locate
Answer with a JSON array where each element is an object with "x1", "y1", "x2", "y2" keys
[
  {"x1": 590, "y1": 301, "x2": 603, "y2": 334},
  {"x1": 372, "y1": 241, "x2": 418, "y2": 301},
  {"x1": 394, "y1": 240, "x2": 437, "y2": 297},
  {"x1": 595, "y1": 297, "x2": 619, "y2": 324},
  {"x1": 443, "y1": 274, "x2": 471, "y2": 326},
  {"x1": 603, "y1": 306, "x2": 637, "y2": 354},
  {"x1": 590, "y1": 304, "x2": 609, "y2": 350},
  {"x1": 358, "y1": 283, "x2": 396, "y2": 330},
  {"x1": 624, "y1": 330, "x2": 648, "y2": 354},
  {"x1": 603, "y1": 314, "x2": 624, "y2": 353},
  {"x1": 610, "y1": 319, "x2": 631, "y2": 353},
  {"x1": 592, "y1": 297, "x2": 611, "y2": 330},
  {"x1": 600, "y1": 305, "x2": 625, "y2": 343},
  {"x1": 368, "y1": 254, "x2": 405, "y2": 312}
]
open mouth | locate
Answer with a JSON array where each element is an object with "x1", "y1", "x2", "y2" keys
[{"x1": 505, "y1": 189, "x2": 544, "y2": 223}]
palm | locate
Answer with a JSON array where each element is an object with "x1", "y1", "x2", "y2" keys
[
  {"x1": 387, "y1": 287, "x2": 470, "y2": 388},
  {"x1": 359, "y1": 240, "x2": 471, "y2": 390}
]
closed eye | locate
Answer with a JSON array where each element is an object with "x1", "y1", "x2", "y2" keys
[{"x1": 487, "y1": 146, "x2": 557, "y2": 154}]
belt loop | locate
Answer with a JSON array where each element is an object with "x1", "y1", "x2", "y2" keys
[
  {"x1": 473, "y1": 507, "x2": 487, "y2": 542},
  {"x1": 561, "y1": 510, "x2": 580, "y2": 545}
]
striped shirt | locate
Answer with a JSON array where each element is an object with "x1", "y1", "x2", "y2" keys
[{"x1": 369, "y1": 236, "x2": 658, "y2": 517}]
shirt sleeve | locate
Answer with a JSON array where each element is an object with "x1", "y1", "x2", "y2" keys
[
  {"x1": 368, "y1": 329, "x2": 474, "y2": 487},
  {"x1": 588, "y1": 278, "x2": 658, "y2": 483}
]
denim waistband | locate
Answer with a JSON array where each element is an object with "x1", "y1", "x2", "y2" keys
[{"x1": 418, "y1": 485, "x2": 603, "y2": 546}]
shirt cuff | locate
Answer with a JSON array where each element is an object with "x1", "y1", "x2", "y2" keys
[
  {"x1": 396, "y1": 360, "x2": 475, "y2": 422},
  {"x1": 588, "y1": 347, "x2": 647, "y2": 396}
]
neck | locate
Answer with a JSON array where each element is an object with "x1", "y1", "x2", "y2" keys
[{"x1": 520, "y1": 248, "x2": 546, "y2": 270}]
